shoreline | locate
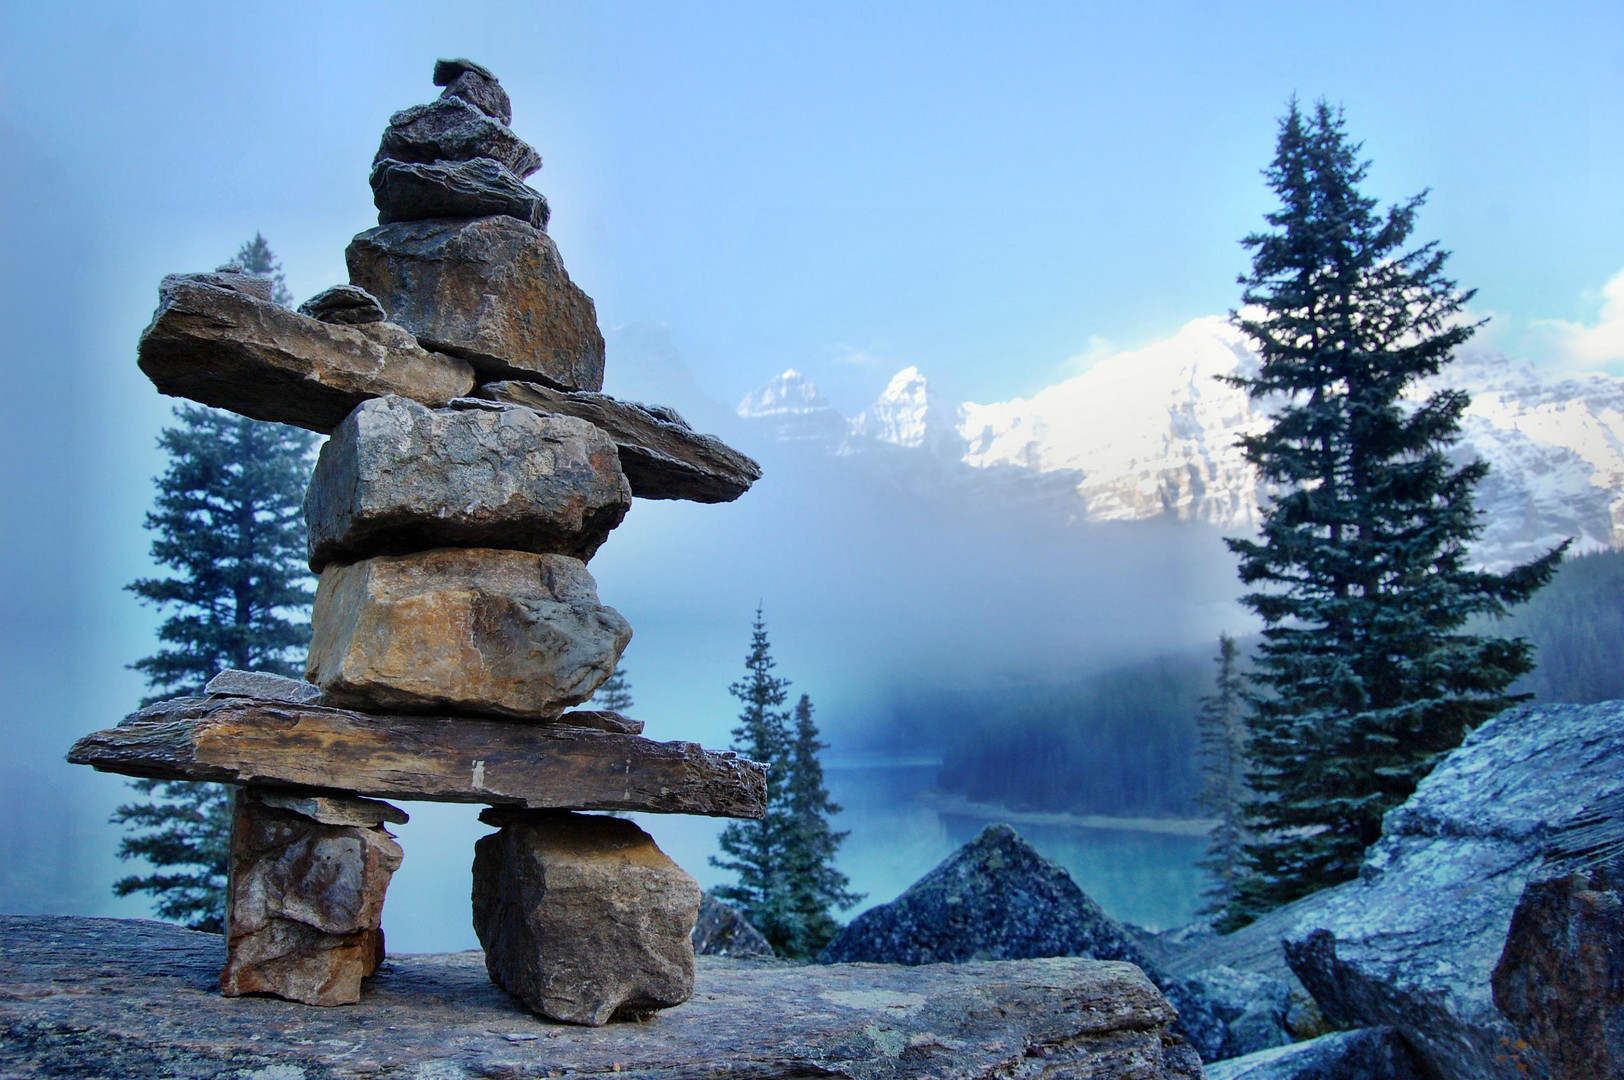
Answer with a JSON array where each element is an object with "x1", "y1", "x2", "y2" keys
[{"x1": 924, "y1": 791, "x2": 1216, "y2": 837}]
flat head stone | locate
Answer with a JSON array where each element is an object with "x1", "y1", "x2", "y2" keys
[
  {"x1": 433, "y1": 58, "x2": 497, "y2": 84},
  {"x1": 204, "y1": 669, "x2": 322, "y2": 705},
  {"x1": 298, "y1": 285, "x2": 387, "y2": 325},
  {"x1": 370, "y1": 157, "x2": 547, "y2": 229},
  {"x1": 303, "y1": 395, "x2": 630, "y2": 570},
  {"x1": 472, "y1": 810, "x2": 700, "y2": 1025},
  {"x1": 307, "y1": 548, "x2": 630, "y2": 721},
  {"x1": 170, "y1": 269, "x2": 276, "y2": 302},
  {"x1": 375, "y1": 97, "x2": 540, "y2": 178},
  {"x1": 347, "y1": 217, "x2": 603, "y2": 391}
]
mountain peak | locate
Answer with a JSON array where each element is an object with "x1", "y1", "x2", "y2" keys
[
  {"x1": 737, "y1": 368, "x2": 847, "y2": 442},
  {"x1": 853, "y1": 366, "x2": 963, "y2": 451}
]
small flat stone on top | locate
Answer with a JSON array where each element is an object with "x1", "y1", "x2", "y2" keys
[
  {"x1": 431, "y1": 59, "x2": 511, "y2": 125},
  {"x1": 433, "y1": 58, "x2": 497, "y2": 85},
  {"x1": 168, "y1": 269, "x2": 276, "y2": 303},
  {"x1": 204, "y1": 669, "x2": 322, "y2": 705},
  {"x1": 298, "y1": 285, "x2": 386, "y2": 326}
]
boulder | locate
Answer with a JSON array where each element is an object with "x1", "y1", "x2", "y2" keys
[
  {"x1": 480, "y1": 380, "x2": 762, "y2": 502},
  {"x1": 170, "y1": 267, "x2": 276, "y2": 302},
  {"x1": 138, "y1": 277, "x2": 475, "y2": 432},
  {"x1": 1204, "y1": 1028, "x2": 1425, "y2": 1080},
  {"x1": 1283, "y1": 701, "x2": 1624, "y2": 1080},
  {"x1": 219, "y1": 788, "x2": 404, "y2": 1006},
  {"x1": 203, "y1": 668, "x2": 321, "y2": 704},
  {"x1": 471, "y1": 810, "x2": 700, "y2": 1025},
  {"x1": 298, "y1": 284, "x2": 386, "y2": 325},
  {"x1": 433, "y1": 58, "x2": 511, "y2": 125},
  {"x1": 347, "y1": 216, "x2": 604, "y2": 391},
  {"x1": 0, "y1": 914, "x2": 1204, "y2": 1078},
  {"x1": 692, "y1": 892, "x2": 774, "y2": 958},
  {"x1": 1168, "y1": 965, "x2": 1294, "y2": 1063},
  {"x1": 819, "y1": 824, "x2": 1153, "y2": 968},
  {"x1": 370, "y1": 157, "x2": 548, "y2": 229},
  {"x1": 374, "y1": 96, "x2": 540, "y2": 177},
  {"x1": 68, "y1": 695, "x2": 768, "y2": 818},
  {"x1": 307, "y1": 548, "x2": 630, "y2": 721},
  {"x1": 304, "y1": 396, "x2": 630, "y2": 571}
]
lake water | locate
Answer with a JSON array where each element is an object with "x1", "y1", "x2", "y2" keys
[{"x1": 380, "y1": 759, "x2": 1208, "y2": 953}]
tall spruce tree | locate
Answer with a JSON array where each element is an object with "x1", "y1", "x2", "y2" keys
[
  {"x1": 113, "y1": 236, "x2": 317, "y2": 931},
  {"x1": 780, "y1": 693, "x2": 862, "y2": 959},
  {"x1": 1194, "y1": 633, "x2": 1249, "y2": 926},
  {"x1": 1222, "y1": 101, "x2": 1565, "y2": 923},
  {"x1": 710, "y1": 608, "x2": 796, "y2": 950}
]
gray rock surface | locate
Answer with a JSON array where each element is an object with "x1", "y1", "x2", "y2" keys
[
  {"x1": 68, "y1": 695, "x2": 768, "y2": 818},
  {"x1": 1283, "y1": 700, "x2": 1624, "y2": 1080},
  {"x1": 169, "y1": 267, "x2": 277, "y2": 302},
  {"x1": 308, "y1": 548, "x2": 631, "y2": 720},
  {"x1": 375, "y1": 96, "x2": 541, "y2": 177},
  {"x1": 138, "y1": 276, "x2": 475, "y2": 432},
  {"x1": 348, "y1": 216, "x2": 604, "y2": 391},
  {"x1": 298, "y1": 284, "x2": 387, "y2": 325},
  {"x1": 370, "y1": 156, "x2": 548, "y2": 228},
  {"x1": 304, "y1": 396, "x2": 630, "y2": 570},
  {"x1": 472, "y1": 810, "x2": 700, "y2": 1025},
  {"x1": 219, "y1": 789, "x2": 403, "y2": 1006},
  {"x1": 1204, "y1": 1028, "x2": 1424, "y2": 1080},
  {"x1": 693, "y1": 891, "x2": 774, "y2": 958},
  {"x1": 256, "y1": 789, "x2": 409, "y2": 827},
  {"x1": 0, "y1": 915, "x2": 1203, "y2": 1079},
  {"x1": 433, "y1": 58, "x2": 511, "y2": 124},
  {"x1": 480, "y1": 380, "x2": 762, "y2": 502},
  {"x1": 204, "y1": 668, "x2": 322, "y2": 704},
  {"x1": 1169, "y1": 966, "x2": 1293, "y2": 1063}
]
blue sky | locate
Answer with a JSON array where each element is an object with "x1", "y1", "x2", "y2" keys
[{"x1": 1, "y1": 1, "x2": 1620, "y2": 931}]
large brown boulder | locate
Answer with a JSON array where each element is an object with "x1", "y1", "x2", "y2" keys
[
  {"x1": 347, "y1": 216, "x2": 605, "y2": 391},
  {"x1": 307, "y1": 548, "x2": 630, "y2": 720},
  {"x1": 304, "y1": 396, "x2": 630, "y2": 571},
  {"x1": 472, "y1": 810, "x2": 699, "y2": 1026},
  {"x1": 219, "y1": 788, "x2": 405, "y2": 1007},
  {"x1": 137, "y1": 276, "x2": 475, "y2": 432}
]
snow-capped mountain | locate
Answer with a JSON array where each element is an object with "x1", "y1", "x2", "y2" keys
[{"x1": 738, "y1": 317, "x2": 1624, "y2": 571}]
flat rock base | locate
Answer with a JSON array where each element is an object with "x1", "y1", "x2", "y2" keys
[{"x1": 0, "y1": 916, "x2": 1201, "y2": 1079}]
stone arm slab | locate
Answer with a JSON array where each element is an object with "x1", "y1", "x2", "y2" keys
[
  {"x1": 137, "y1": 279, "x2": 475, "y2": 432},
  {"x1": 67, "y1": 696, "x2": 765, "y2": 819},
  {"x1": 478, "y1": 380, "x2": 762, "y2": 503}
]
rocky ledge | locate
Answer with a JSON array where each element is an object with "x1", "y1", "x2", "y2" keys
[{"x1": 1, "y1": 916, "x2": 1201, "y2": 1079}]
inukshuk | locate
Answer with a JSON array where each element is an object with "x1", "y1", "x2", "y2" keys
[{"x1": 69, "y1": 59, "x2": 767, "y2": 1025}]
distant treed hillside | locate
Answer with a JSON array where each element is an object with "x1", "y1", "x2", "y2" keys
[{"x1": 927, "y1": 550, "x2": 1624, "y2": 818}]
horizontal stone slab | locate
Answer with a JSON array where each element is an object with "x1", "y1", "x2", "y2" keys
[
  {"x1": 138, "y1": 278, "x2": 475, "y2": 432},
  {"x1": 305, "y1": 397, "x2": 630, "y2": 571},
  {"x1": 347, "y1": 216, "x2": 603, "y2": 392},
  {"x1": 371, "y1": 157, "x2": 547, "y2": 229},
  {"x1": 0, "y1": 915, "x2": 1202, "y2": 1079},
  {"x1": 67, "y1": 695, "x2": 765, "y2": 818},
  {"x1": 478, "y1": 381, "x2": 762, "y2": 503}
]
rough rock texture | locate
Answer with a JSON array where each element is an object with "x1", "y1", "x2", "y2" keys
[
  {"x1": 168, "y1": 267, "x2": 277, "y2": 301},
  {"x1": 138, "y1": 277, "x2": 475, "y2": 432},
  {"x1": 554, "y1": 708, "x2": 644, "y2": 734},
  {"x1": 693, "y1": 891, "x2": 775, "y2": 958},
  {"x1": 1492, "y1": 853, "x2": 1624, "y2": 1080},
  {"x1": 298, "y1": 284, "x2": 387, "y2": 325},
  {"x1": 472, "y1": 810, "x2": 700, "y2": 1025},
  {"x1": 0, "y1": 915, "x2": 1204, "y2": 1079},
  {"x1": 68, "y1": 695, "x2": 767, "y2": 817},
  {"x1": 481, "y1": 380, "x2": 762, "y2": 502},
  {"x1": 371, "y1": 156, "x2": 548, "y2": 228},
  {"x1": 434, "y1": 58, "x2": 512, "y2": 124},
  {"x1": 1168, "y1": 966, "x2": 1293, "y2": 1063},
  {"x1": 375, "y1": 96, "x2": 541, "y2": 177},
  {"x1": 820, "y1": 824, "x2": 1153, "y2": 968},
  {"x1": 219, "y1": 789, "x2": 403, "y2": 1006},
  {"x1": 1204, "y1": 1028, "x2": 1424, "y2": 1080},
  {"x1": 1283, "y1": 701, "x2": 1624, "y2": 1080},
  {"x1": 308, "y1": 548, "x2": 630, "y2": 720},
  {"x1": 203, "y1": 668, "x2": 322, "y2": 704},
  {"x1": 256, "y1": 789, "x2": 410, "y2": 827},
  {"x1": 305, "y1": 396, "x2": 629, "y2": 571},
  {"x1": 347, "y1": 216, "x2": 605, "y2": 391}
]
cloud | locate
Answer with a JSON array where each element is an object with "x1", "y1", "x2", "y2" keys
[
  {"x1": 1059, "y1": 335, "x2": 1115, "y2": 375},
  {"x1": 1537, "y1": 267, "x2": 1624, "y2": 371}
]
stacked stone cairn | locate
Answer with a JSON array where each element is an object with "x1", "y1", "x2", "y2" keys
[{"x1": 69, "y1": 60, "x2": 767, "y2": 1026}]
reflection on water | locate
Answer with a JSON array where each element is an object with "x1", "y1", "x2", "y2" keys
[{"x1": 828, "y1": 761, "x2": 1206, "y2": 931}]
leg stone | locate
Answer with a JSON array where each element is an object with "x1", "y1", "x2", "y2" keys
[
  {"x1": 471, "y1": 809, "x2": 700, "y2": 1026},
  {"x1": 220, "y1": 788, "x2": 405, "y2": 1006}
]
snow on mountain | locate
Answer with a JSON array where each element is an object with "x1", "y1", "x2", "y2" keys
[{"x1": 737, "y1": 320, "x2": 1624, "y2": 571}]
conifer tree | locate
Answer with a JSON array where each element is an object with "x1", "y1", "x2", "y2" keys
[
  {"x1": 592, "y1": 663, "x2": 634, "y2": 712},
  {"x1": 1194, "y1": 633, "x2": 1248, "y2": 926},
  {"x1": 1222, "y1": 101, "x2": 1565, "y2": 923},
  {"x1": 113, "y1": 236, "x2": 317, "y2": 932},
  {"x1": 780, "y1": 693, "x2": 862, "y2": 958},
  {"x1": 710, "y1": 608, "x2": 796, "y2": 949}
]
